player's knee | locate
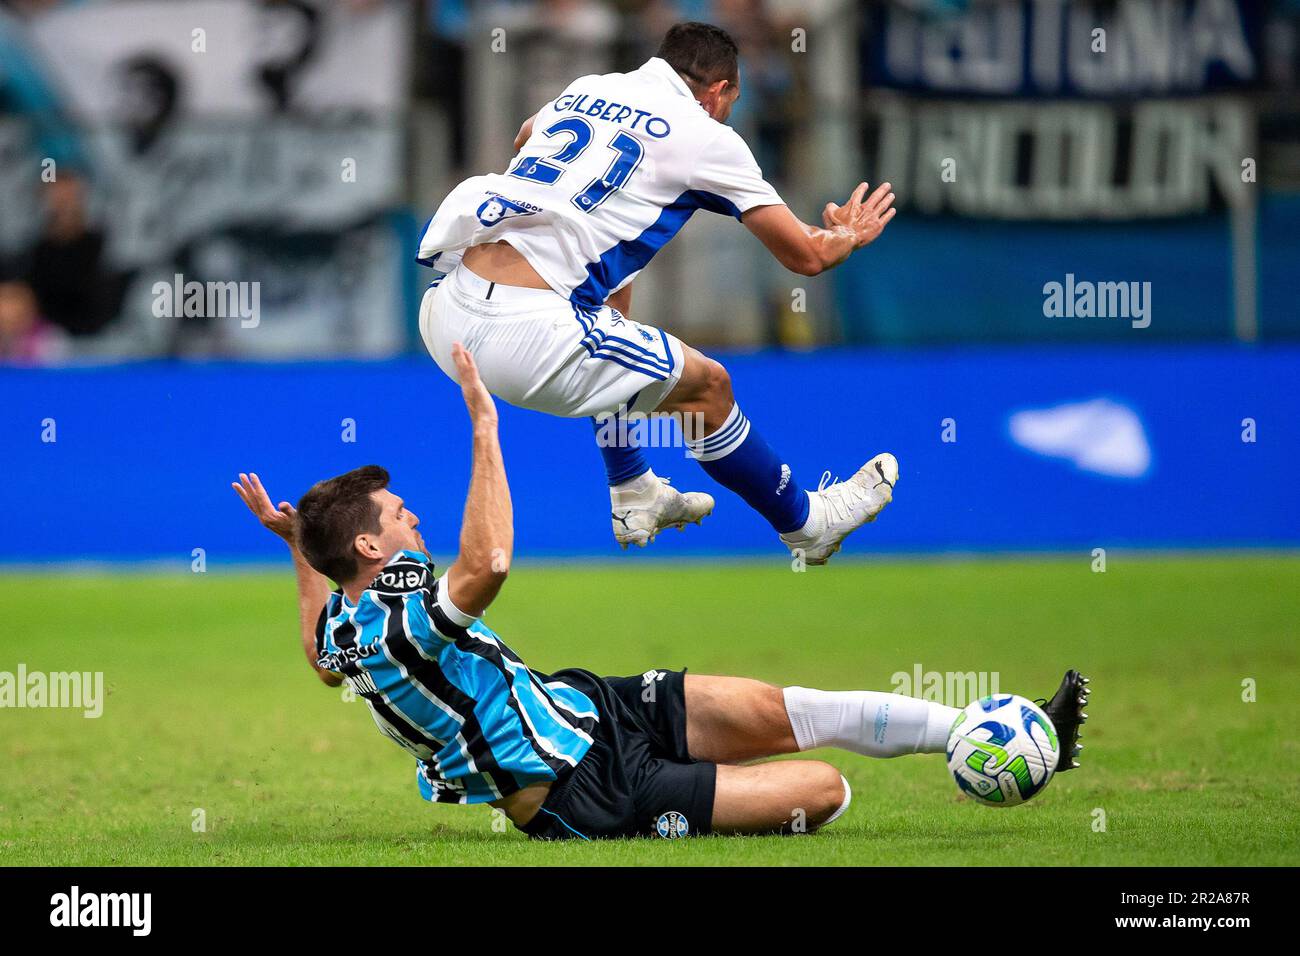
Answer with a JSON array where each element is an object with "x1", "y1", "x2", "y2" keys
[
  {"x1": 702, "y1": 357, "x2": 732, "y2": 397},
  {"x1": 700, "y1": 358, "x2": 734, "y2": 421},
  {"x1": 802, "y1": 761, "x2": 848, "y2": 828}
]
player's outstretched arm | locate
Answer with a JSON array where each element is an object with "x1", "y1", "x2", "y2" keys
[
  {"x1": 445, "y1": 343, "x2": 513, "y2": 618},
  {"x1": 742, "y1": 182, "x2": 896, "y2": 277},
  {"x1": 231, "y1": 473, "x2": 342, "y2": 686}
]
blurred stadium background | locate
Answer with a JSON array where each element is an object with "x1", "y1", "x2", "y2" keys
[{"x1": 2, "y1": 0, "x2": 1297, "y2": 560}]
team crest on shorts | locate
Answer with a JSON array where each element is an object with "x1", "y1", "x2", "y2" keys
[{"x1": 655, "y1": 810, "x2": 689, "y2": 839}]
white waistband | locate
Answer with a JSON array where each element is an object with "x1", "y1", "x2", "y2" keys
[{"x1": 450, "y1": 263, "x2": 560, "y2": 304}]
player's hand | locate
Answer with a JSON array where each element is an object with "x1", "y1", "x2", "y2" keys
[
  {"x1": 231, "y1": 472, "x2": 298, "y2": 546},
  {"x1": 452, "y1": 342, "x2": 498, "y2": 430},
  {"x1": 823, "y1": 181, "x2": 896, "y2": 249}
]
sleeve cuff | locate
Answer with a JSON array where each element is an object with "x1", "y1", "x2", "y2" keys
[{"x1": 436, "y1": 573, "x2": 478, "y2": 627}]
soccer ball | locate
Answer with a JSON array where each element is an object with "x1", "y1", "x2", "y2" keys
[{"x1": 947, "y1": 694, "x2": 1059, "y2": 807}]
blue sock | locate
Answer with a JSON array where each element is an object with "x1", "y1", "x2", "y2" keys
[
  {"x1": 591, "y1": 412, "x2": 649, "y2": 486},
  {"x1": 687, "y1": 403, "x2": 809, "y2": 533}
]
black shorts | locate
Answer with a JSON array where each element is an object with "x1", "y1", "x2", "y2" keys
[{"x1": 520, "y1": 667, "x2": 716, "y2": 840}]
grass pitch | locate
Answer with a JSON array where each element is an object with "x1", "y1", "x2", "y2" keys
[{"x1": 1, "y1": 554, "x2": 1296, "y2": 866}]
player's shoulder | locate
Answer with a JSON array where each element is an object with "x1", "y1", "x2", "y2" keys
[
  {"x1": 366, "y1": 551, "x2": 437, "y2": 597},
  {"x1": 697, "y1": 122, "x2": 756, "y2": 162},
  {"x1": 349, "y1": 553, "x2": 447, "y2": 643}
]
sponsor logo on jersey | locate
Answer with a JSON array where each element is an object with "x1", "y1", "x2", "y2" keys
[
  {"x1": 318, "y1": 642, "x2": 380, "y2": 672},
  {"x1": 369, "y1": 562, "x2": 431, "y2": 594},
  {"x1": 476, "y1": 193, "x2": 541, "y2": 226}
]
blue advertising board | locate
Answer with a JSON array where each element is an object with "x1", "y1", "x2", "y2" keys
[{"x1": 3, "y1": 345, "x2": 1296, "y2": 564}]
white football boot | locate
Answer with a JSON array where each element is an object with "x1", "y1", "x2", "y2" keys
[
  {"x1": 779, "y1": 453, "x2": 898, "y2": 565},
  {"x1": 610, "y1": 470, "x2": 715, "y2": 549}
]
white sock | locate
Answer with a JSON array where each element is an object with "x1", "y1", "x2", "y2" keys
[
  {"x1": 610, "y1": 468, "x2": 656, "y2": 497},
  {"x1": 789, "y1": 491, "x2": 823, "y2": 539},
  {"x1": 783, "y1": 686, "x2": 959, "y2": 757}
]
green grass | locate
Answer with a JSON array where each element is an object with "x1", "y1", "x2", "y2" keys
[{"x1": 1, "y1": 555, "x2": 1297, "y2": 866}]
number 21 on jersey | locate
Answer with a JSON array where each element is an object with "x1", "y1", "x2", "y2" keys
[{"x1": 508, "y1": 116, "x2": 644, "y2": 214}]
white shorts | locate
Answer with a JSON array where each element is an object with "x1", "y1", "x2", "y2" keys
[{"x1": 419, "y1": 264, "x2": 686, "y2": 419}]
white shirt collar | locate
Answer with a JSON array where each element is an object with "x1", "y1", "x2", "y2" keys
[{"x1": 640, "y1": 56, "x2": 696, "y2": 100}]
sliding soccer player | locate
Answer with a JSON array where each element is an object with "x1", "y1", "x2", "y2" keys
[
  {"x1": 231, "y1": 344, "x2": 1087, "y2": 840},
  {"x1": 415, "y1": 22, "x2": 898, "y2": 564}
]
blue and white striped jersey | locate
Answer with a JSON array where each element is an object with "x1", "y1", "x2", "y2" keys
[
  {"x1": 416, "y1": 56, "x2": 783, "y2": 311},
  {"x1": 315, "y1": 550, "x2": 598, "y2": 804}
]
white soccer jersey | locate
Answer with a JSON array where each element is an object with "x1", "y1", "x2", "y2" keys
[{"x1": 416, "y1": 57, "x2": 784, "y2": 311}]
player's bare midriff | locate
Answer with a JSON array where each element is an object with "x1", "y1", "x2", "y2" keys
[{"x1": 462, "y1": 241, "x2": 554, "y2": 291}]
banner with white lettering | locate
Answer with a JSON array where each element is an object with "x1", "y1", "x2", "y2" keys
[
  {"x1": 0, "y1": 0, "x2": 410, "y2": 357},
  {"x1": 861, "y1": 0, "x2": 1264, "y2": 219}
]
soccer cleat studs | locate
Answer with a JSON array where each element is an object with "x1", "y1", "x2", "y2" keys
[{"x1": 1040, "y1": 669, "x2": 1090, "y2": 774}]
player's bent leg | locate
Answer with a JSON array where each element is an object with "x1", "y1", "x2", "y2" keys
[
  {"x1": 684, "y1": 674, "x2": 799, "y2": 763},
  {"x1": 654, "y1": 344, "x2": 735, "y2": 433},
  {"x1": 711, "y1": 761, "x2": 850, "y2": 835},
  {"x1": 657, "y1": 346, "x2": 811, "y2": 536},
  {"x1": 655, "y1": 346, "x2": 899, "y2": 562}
]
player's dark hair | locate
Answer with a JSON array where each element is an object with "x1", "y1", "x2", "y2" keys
[
  {"x1": 295, "y1": 465, "x2": 390, "y2": 585},
  {"x1": 656, "y1": 21, "x2": 739, "y2": 92}
]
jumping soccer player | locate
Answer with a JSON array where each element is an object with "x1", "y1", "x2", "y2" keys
[
  {"x1": 231, "y1": 344, "x2": 1088, "y2": 840},
  {"x1": 415, "y1": 22, "x2": 899, "y2": 563}
]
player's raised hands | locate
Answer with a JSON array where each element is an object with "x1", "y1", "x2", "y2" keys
[
  {"x1": 452, "y1": 342, "x2": 498, "y2": 430},
  {"x1": 231, "y1": 472, "x2": 298, "y2": 545},
  {"x1": 823, "y1": 181, "x2": 897, "y2": 249}
]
